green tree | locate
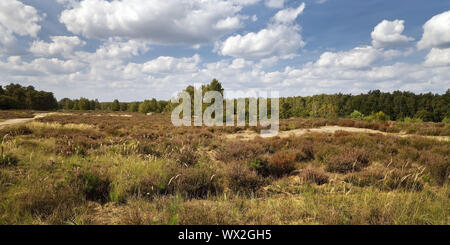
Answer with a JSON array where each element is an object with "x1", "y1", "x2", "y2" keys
[
  {"x1": 111, "y1": 99, "x2": 120, "y2": 111},
  {"x1": 78, "y1": 98, "x2": 91, "y2": 110},
  {"x1": 350, "y1": 110, "x2": 364, "y2": 120},
  {"x1": 129, "y1": 102, "x2": 139, "y2": 112}
]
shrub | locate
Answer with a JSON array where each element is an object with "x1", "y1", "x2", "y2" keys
[
  {"x1": 300, "y1": 168, "x2": 329, "y2": 185},
  {"x1": 350, "y1": 110, "x2": 364, "y2": 120},
  {"x1": 260, "y1": 150, "x2": 297, "y2": 177},
  {"x1": 419, "y1": 152, "x2": 449, "y2": 186},
  {"x1": 15, "y1": 180, "x2": 82, "y2": 223},
  {"x1": 325, "y1": 149, "x2": 370, "y2": 173},
  {"x1": 172, "y1": 145, "x2": 199, "y2": 167},
  {"x1": 225, "y1": 162, "x2": 265, "y2": 194},
  {"x1": 216, "y1": 141, "x2": 266, "y2": 162},
  {"x1": 344, "y1": 169, "x2": 385, "y2": 187},
  {"x1": 169, "y1": 167, "x2": 224, "y2": 199},
  {"x1": 69, "y1": 169, "x2": 111, "y2": 204},
  {"x1": 294, "y1": 142, "x2": 315, "y2": 162},
  {"x1": 0, "y1": 125, "x2": 32, "y2": 137},
  {"x1": 55, "y1": 136, "x2": 99, "y2": 156},
  {"x1": 404, "y1": 117, "x2": 422, "y2": 123},
  {"x1": 365, "y1": 111, "x2": 389, "y2": 122}
]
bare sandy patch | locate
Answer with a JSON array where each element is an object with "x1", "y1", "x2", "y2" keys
[{"x1": 224, "y1": 126, "x2": 450, "y2": 142}]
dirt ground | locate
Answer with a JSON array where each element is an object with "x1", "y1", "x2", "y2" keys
[{"x1": 225, "y1": 125, "x2": 450, "y2": 141}]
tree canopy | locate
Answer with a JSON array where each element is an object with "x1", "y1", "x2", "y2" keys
[{"x1": 0, "y1": 83, "x2": 58, "y2": 110}]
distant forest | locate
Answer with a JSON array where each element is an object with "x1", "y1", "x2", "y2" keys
[
  {"x1": 1, "y1": 82, "x2": 449, "y2": 122},
  {"x1": 0, "y1": 83, "x2": 58, "y2": 110}
]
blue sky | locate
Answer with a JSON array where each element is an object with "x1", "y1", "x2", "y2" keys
[{"x1": 0, "y1": 0, "x2": 449, "y2": 101}]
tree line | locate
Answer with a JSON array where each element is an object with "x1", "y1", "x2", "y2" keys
[
  {"x1": 0, "y1": 83, "x2": 58, "y2": 110},
  {"x1": 57, "y1": 97, "x2": 169, "y2": 114},
  {"x1": 279, "y1": 89, "x2": 450, "y2": 122},
  {"x1": 1, "y1": 81, "x2": 449, "y2": 122}
]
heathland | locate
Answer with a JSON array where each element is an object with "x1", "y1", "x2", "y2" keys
[
  {"x1": 0, "y1": 81, "x2": 449, "y2": 224},
  {"x1": 0, "y1": 110, "x2": 448, "y2": 224}
]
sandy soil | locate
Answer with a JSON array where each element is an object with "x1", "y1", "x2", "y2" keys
[
  {"x1": 225, "y1": 125, "x2": 450, "y2": 142},
  {"x1": 0, "y1": 113, "x2": 50, "y2": 128}
]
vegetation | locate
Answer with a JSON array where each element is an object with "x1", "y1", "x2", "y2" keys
[
  {"x1": 0, "y1": 84, "x2": 58, "y2": 110},
  {"x1": 0, "y1": 81, "x2": 448, "y2": 225},
  {"x1": 280, "y1": 89, "x2": 450, "y2": 122},
  {"x1": 0, "y1": 111, "x2": 448, "y2": 224}
]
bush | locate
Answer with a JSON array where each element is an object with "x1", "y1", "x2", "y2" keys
[
  {"x1": 350, "y1": 110, "x2": 364, "y2": 120},
  {"x1": 325, "y1": 149, "x2": 370, "y2": 173},
  {"x1": 225, "y1": 162, "x2": 265, "y2": 194},
  {"x1": 169, "y1": 166, "x2": 224, "y2": 199},
  {"x1": 365, "y1": 111, "x2": 389, "y2": 122},
  {"x1": 260, "y1": 150, "x2": 297, "y2": 177},
  {"x1": 69, "y1": 169, "x2": 111, "y2": 204},
  {"x1": 0, "y1": 125, "x2": 33, "y2": 137},
  {"x1": 294, "y1": 142, "x2": 315, "y2": 162},
  {"x1": 172, "y1": 145, "x2": 199, "y2": 167},
  {"x1": 216, "y1": 141, "x2": 266, "y2": 162},
  {"x1": 403, "y1": 117, "x2": 422, "y2": 123},
  {"x1": 419, "y1": 152, "x2": 449, "y2": 186},
  {"x1": 300, "y1": 168, "x2": 329, "y2": 185},
  {"x1": 15, "y1": 180, "x2": 82, "y2": 223},
  {"x1": 344, "y1": 169, "x2": 385, "y2": 187}
]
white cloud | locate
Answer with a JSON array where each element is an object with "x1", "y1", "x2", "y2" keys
[
  {"x1": 417, "y1": 10, "x2": 450, "y2": 50},
  {"x1": 30, "y1": 36, "x2": 86, "y2": 57},
  {"x1": 218, "y1": 3, "x2": 306, "y2": 59},
  {"x1": 273, "y1": 2, "x2": 305, "y2": 24},
  {"x1": 0, "y1": 0, "x2": 42, "y2": 37},
  {"x1": 0, "y1": 0, "x2": 43, "y2": 54},
  {"x1": 371, "y1": 20, "x2": 413, "y2": 48},
  {"x1": 230, "y1": 0, "x2": 260, "y2": 5},
  {"x1": 218, "y1": 24, "x2": 305, "y2": 59},
  {"x1": 60, "y1": 0, "x2": 245, "y2": 45},
  {"x1": 265, "y1": 0, "x2": 285, "y2": 9},
  {"x1": 138, "y1": 55, "x2": 201, "y2": 74},
  {"x1": 93, "y1": 39, "x2": 149, "y2": 59},
  {"x1": 0, "y1": 56, "x2": 84, "y2": 76},
  {"x1": 424, "y1": 48, "x2": 450, "y2": 67},
  {"x1": 316, "y1": 46, "x2": 380, "y2": 69},
  {"x1": 315, "y1": 45, "x2": 410, "y2": 69}
]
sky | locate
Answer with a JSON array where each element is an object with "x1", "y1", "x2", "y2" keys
[{"x1": 0, "y1": 0, "x2": 449, "y2": 101}]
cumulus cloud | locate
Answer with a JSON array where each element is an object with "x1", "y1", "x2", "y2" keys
[
  {"x1": 126, "y1": 55, "x2": 201, "y2": 74},
  {"x1": 265, "y1": 0, "x2": 285, "y2": 9},
  {"x1": 230, "y1": 0, "x2": 260, "y2": 5},
  {"x1": 1, "y1": 0, "x2": 449, "y2": 101},
  {"x1": 417, "y1": 10, "x2": 450, "y2": 50},
  {"x1": 273, "y1": 3, "x2": 305, "y2": 24},
  {"x1": 0, "y1": 56, "x2": 84, "y2": 76},
  {"x1": 315, "y1": 46, "x2": 406, "y2": 69},
  {"x1": 0, "y1": 0, "x2": 42, "y2": 37},
  {"x1": 0, "y1": 0, "x2": 43, "y2": 54},
  {"x1": 424, "y1": 48, "x2": 450, "y2": 67},
  {"x1": 371, "y1": 20, "x2": 413, "y2": 48},
  {"x1": 218, "y1": 3, "x2": 306, "y2": 59},
  {"x1": 30, "y1": 36, "x2": 86, "y2": 57},
  {"x1": 93, "y1": 39, "x2": 150, "y2": 59},
  {"x1": 60, "y1": 0, "x2": 246, "y2": 45},
  {"x1": 218, "y1": 25, "x2": 304, "y2": 59}
]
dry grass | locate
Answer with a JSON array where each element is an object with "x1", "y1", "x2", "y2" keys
[{"x1": 0, "y1": 111, "x2": 448, "y2": 224}]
